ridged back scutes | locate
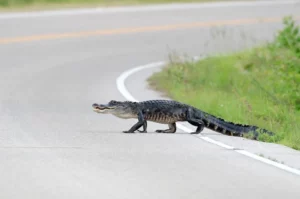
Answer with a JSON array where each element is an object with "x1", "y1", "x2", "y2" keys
[
  {"x1": 139, "y1": 99, "x2": 189, "y2": 109},
  {"x1": 108, "y1": 99, "x2": 189, "y2": 109}
]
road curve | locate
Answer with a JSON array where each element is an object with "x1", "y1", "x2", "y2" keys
[{"x1": 0, "y1": 1, "x2": 300, "y2": 198}]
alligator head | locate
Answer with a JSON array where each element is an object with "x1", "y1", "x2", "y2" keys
[{"x1": 92, "y1": 100, "x2": 138, "y2": 119}]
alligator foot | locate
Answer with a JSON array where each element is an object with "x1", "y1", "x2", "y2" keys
[
  {"x1": 155, "y1": 129, "x2": 167, "y2": 133},
  {"x1": 155, "y1": 130, "x2": 175, "y2": 133},
  {"x1": 122, "y1": 130, "x2": 135, "y2": 133},
  {"x1": 137, "y1": 130, "x2": 147, "y2": 133}
]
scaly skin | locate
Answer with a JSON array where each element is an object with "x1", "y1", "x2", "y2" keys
[{"x1": 92, "y1": 99, "x2": 274, "y2": 139}]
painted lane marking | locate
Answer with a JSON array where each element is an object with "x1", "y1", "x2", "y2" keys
[
  {"x1": 116, "y1": 60, "x2": 300, "y2": 177},
  {"x1": 0, "y1": 0, "x2": 299, "y2": 19},
  {"x1": 1, "y1": 16, "x2": 300, "y2": 45}
]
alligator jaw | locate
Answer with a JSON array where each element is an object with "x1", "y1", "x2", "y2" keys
[{"x1": 92, "y1": 103, "x2": 114, "y2": 113}]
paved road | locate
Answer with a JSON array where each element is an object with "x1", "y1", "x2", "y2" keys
[{"x1": 0, "y1": 1, "x2": 300, "y2": 198}]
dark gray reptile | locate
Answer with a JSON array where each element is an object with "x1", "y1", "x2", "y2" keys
[{"x1": 92, "y1": 99, "x2": 274, "y2": 139}]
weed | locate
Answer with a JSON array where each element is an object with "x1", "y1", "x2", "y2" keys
[{"x1": 275, "y1": 16, "x2": 300, "y2": 58}]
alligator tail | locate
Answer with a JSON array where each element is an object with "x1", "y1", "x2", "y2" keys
[{"x1": 200, "y1": 112, "x2": 275, "y2": 140}]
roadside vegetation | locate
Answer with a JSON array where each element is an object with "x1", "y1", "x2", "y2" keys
[
  {"x1": 148, "y1": 16, "x2": 300, "y2": 150},
  {"x1": 0, "y1": 0, "x2": 235, "y2": 11}
]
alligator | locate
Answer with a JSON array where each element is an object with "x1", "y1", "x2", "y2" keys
[{"x1": 92, "y1": 99, "x2": 274, "y2": 140}]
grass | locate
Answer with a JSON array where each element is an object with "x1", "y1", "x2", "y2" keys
[
  {"x1": 0, "y1": 0, "x2": 239, "y2": 11},
  {"x1": 148, "y1": 16, "x2": 300, "y2": 150}
]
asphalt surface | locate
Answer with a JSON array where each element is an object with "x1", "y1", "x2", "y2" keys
[{"x1": 1, "y1": 1, "x2": 300, "y2": 198}]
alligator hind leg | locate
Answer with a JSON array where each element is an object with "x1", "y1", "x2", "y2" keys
[
  {"x1": 155, "y1": 123, "x2": 176, "y2": 133},
  {"x1": 186, "y1": 108, "x2": 205, "y2": 134},
  {"x1": 188, "y1": 120, "x2": 205, "y2": 134}
]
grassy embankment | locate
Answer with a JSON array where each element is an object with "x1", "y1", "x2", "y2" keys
[
  {"x1": 148, "y1": 16, "x2": 300, "y2": 150},
  {"x1": 0, "y1": 0, "x2": 237, "y2": 11}
]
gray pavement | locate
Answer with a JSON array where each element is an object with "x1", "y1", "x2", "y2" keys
[{"x1": 0, "y1": 1, "x2": 300, "y2": 199}]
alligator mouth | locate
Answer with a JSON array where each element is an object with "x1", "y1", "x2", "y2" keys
[{"x1": 92, "y1": 103, "x2": 115, "y2": 112}]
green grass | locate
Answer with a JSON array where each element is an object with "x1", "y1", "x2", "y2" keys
[
  {"x1": 0, "y1": 0, "x2": 238, "y2": 11},
  {"x1": 148, "y1": 16, "x2": 300, "y2": 150}
]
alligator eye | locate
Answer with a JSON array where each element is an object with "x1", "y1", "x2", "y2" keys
[{"x1": 109, "y1": 100, "x2": 116, "y2": 104}]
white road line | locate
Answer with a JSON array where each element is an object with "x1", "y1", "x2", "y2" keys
[
  {"x1": 116, "y1": 60, "x2": 300, "y2": 177},
  {"x1": 0, "y1": 0, "x2": 299, "y2": 19}
]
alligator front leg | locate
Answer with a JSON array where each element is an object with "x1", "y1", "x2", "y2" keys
[
  {"x1": 186, "y1": 108, "x2": 205, "y2": 134},
  {"x1": 155, "y1": 123, "x2": 176, "y2": 133},
  {"x1": 137, "y1": 120, "x2": 148, "y2": 133},
  {"x1": 123, "y1": 111, "x2": 145, "y2": 133}
]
